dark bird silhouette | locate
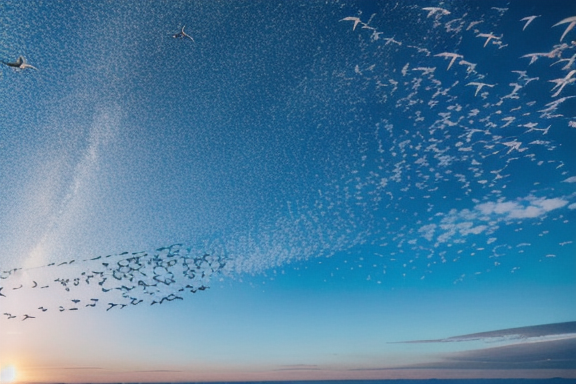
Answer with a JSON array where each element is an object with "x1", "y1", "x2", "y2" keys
[
  {"x1": 22, "y1": 314, "x2": 36, "y2": 320},
  {"x1": 13, "y1": 284, "x2": 23, "y2": 290},
  {"x1": 71, "y1": 299, "x2": 81, "y2": 304},
  {"x1": 2, "y1": 56, "x2": 37, "y2": 70},
  {"x1": 130, "y1": 298, "x2": 143, "y2": 305},
  {"x1": 4, "y1": 313, "x2": 16, "y2": 319},
  {"x1": 32, "y1": 281, "x2": 38, "y2": 288},
  {"x1": 0, "y1": 287, "x2": 5, "y2": 297},
  {"x1": 106, "y1": 303, "x2": 119, "y2": 311},
  {"x1": 38, "y1": 307, "x2": 47, "y2": 312}
]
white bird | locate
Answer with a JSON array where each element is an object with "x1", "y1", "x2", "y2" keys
[
  {"x1": 477, "y1": 33, "x2": 501, "y2": 47},
  {"x1": 520, "y1": 15, "x2": 540, "y2": 31},
  {"x1": 466, "y1": 82, "x2": 495, "y2": 96},
  {"x1": 340, "y1": 17, "x2": 363, "y2": 31},
  {"x1": 549, "y1": 69, "x2": 576, "y2": 97},
  {"x1": 551, "y1": 53, "x2": 576, "y2": 70},
  {"x1": 422, "y1": 7, "x2": 450, "y2": 18},
  {"x1": 520, "y1": 52, "x2": 548, "y2": 65},
  {"x1": 434, "y1": 52, "x2": 463, "y2": 70},
  {"x1": 553, "y1": 16, "x2": 576, "y2": 42},
  {"x1": 2, "y1": 56, "x2": 37, "y2": 70},
  {"x1": 172, "y1": 26, "x2": 194, "y2": 42}
]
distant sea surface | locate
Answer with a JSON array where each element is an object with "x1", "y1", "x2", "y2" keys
[{"x1": 54, "y1": 380, "x2": 575, "y2": 384}]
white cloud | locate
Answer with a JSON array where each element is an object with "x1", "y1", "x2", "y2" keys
[
  {"x1": 418, "y1": 194, "x2": 572, "y2": 245},
  {"x1": 562, "y1": 176, "x2": 576, "y2": 183},
  {"x1": 534, "y1": 197, "x2": 568, "y2": 211}
]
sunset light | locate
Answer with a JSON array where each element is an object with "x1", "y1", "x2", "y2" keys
[{"x1": 0, "y1": 365, "x2": 16, "y2": 384}]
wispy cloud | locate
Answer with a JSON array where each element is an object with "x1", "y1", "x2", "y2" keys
[
  {"x1": 418, "y1": 194, "x2": 572, "y2": 246},
  {"x1": 393, "y1": 321, "x2": 576, "y2": 343},
  {"x1": 274, "y1": 364, "x2": 321, "y2": 371}
]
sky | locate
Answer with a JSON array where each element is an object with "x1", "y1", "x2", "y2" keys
[{"x1": 0, "y1": 0, "x2": 576, "y2": 382}]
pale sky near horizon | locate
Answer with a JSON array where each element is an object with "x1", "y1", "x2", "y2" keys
[{"x1": 1, "y1": 0, "x2": 575, "y2": 383}]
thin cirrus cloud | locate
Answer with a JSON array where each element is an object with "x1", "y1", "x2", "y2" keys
[
  {"x1": 403, "y1": 338, "x2": 576, "y2": 370},
  {"x1": 388, "y1": 322, "x2": 576, "y2": 370}
]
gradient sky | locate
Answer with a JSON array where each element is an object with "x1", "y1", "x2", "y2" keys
[{"x1": 1, "y1": 0, "x2": 576, "y2": 383}]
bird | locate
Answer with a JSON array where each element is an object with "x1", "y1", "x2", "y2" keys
[
  {"x1": 172, "y1": 26, "x2": 195, "y2": 42},
  {"x1": 2, "y1": 56, "x2": 37, "y2": 70},
  {"x1": 340, "y1": 17, "x2": 363, "y2": 31},
  {"x1": 22, "y1": 314, "x2": 36, "y2": 320},
  {"x1": 551, "y1": 53, "x2": 576, "y2": 70},
  {"x1": 520, "y1": 15, "x2": 540, "y2": 31},
  {"x1": 553, "y1": 16, "x2": 576, "y2": 41},
  {"x1": 38, "y1": 307, "x2": 47, "y2": 312},
  {"x1": 467, "y1": 82, "x2": 496, "y2": 96},
  {"x1": 422, "y1": 7, "x2": 450, "y2": 18},
  {"x1": 434, "y1": 52, "x2": 463, "y2": 70},
  {"x1": 0, "y1": 287, "x2": 5, "y2": 297},
  {"x1": 3, "y1": 313, "x2": 16, "y2": 319},
  {"x1": 549, "y1": 70, "x2": 576, "y2": 97},
  {"x1": 521, "y1": 52, "x2": 548, "y2": 65},
  {"x1": 477, "y1": 33, "x2": 501, "y2": 47}
]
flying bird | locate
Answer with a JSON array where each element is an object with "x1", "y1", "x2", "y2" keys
[
  {"x1": 22, "y1": 314, "x2": 36, "y2": 321},
  {"x1": 172, "y1": 26, "x2": 195, "y2": 42},
  {"x1": 422, "y1": 7, "x2": 450, "y2": 18},
  {"x1": 340, "y1": 17, "x2": 363, "y2": 31},
  {"x1": 520, "y1": 15, "x2": 540, "y2": 31},
  {"x1": 467, "y1": 82, "x2": 496, "y2": 96},
  {"x1": 1, "y1": 56, "x2": 37, "y2": 70},
  {"x1": 435, "y1": 52, "x2": 463, "y2": 70},
  {"x1": 549, "y1": 70, "x2": 576, "y2": 97},
  {"x1": 477, "y1": 33, "x2": 501, "y2": 47},
  {"x1": 553, "y1": 16, "x2": 576, "y2": 41},
  {"x1": 551, "y1": 53, "x2": 576, "y2": 70}
]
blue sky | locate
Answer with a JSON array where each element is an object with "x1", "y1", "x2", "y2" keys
[{"x1": 1, "y1": 0, "x2": 576, "y2": 382}]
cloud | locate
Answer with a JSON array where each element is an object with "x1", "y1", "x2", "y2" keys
[
  {"x1": 416, "y1": 338, "x2": 576, "y2": 370},
  {"x1": 563, "y1": 176, "x2": 576, "y2": 183},
  {"x1": 388, "y1": 322, "x2": 576, "y2": 370},
  {"x1": 394, "y1": 321, "x2": 576, "y2": 343},
  {"x1": 274, "y1": 365, "x2": 321, "y2": 371},
  {"x1": 420, "y1": 194, "x2": 571, "y2": 245}
]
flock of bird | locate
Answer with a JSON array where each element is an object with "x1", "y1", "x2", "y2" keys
[
  {"x1": 224, "y1": 5, "x2": 576, "y2": 280},
  {"x1": 1, "y1": 244, "x2": 228, "y2": 320}
]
